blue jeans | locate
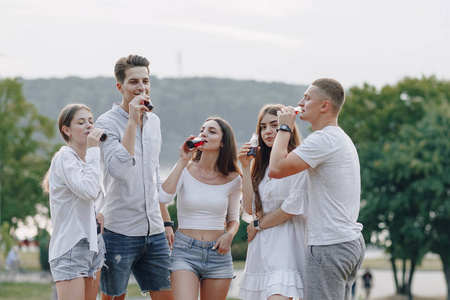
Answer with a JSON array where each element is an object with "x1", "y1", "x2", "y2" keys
[
  {"x1": 100, "y1": 228, "x2": 171, "y2": 297},
  {"x1": 170, "y1": 230, "x2": 234, "y2": 280}
]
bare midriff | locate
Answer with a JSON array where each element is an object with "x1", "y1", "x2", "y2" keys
[{"x1": 179, "y1": 229, "x2": 224, "y2": 242}]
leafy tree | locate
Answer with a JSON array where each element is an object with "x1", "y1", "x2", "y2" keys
[
  {"x1": 0, "y1": 78, "x2": 55, "y2": 229},
  {"x1": 340, "y1": 76, "x2": 450, "y2": 299}
]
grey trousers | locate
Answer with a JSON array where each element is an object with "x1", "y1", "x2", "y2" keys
[{"x1": 305, "y1": 234, "x2": 366, "y2": 300}]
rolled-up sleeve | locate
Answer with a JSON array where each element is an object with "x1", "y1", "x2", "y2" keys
[
  {"x1": 97, "y1": 119, "x2": 136, "y2": 181},
  {"x1": 55, "y1": 147, "x2": 102, "y2": 201}
]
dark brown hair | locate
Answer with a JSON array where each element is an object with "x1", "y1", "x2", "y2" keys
[
  {"x1": 192, "y1": 117, "x2": 241, "y2": 176},
  {"x1": 114, "y1": 54, "x2": 150, "y2": 84},
  {"x1": 251, "y1": 104, "x2": 300, "y2": 218},
  {"x1": 312, "y1": 78, "x2": 345, "y2": 113}
]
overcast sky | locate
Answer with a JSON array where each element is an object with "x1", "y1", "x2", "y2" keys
[{"x1": 1, "y1": 0, "x2": 449, "y2": 88}]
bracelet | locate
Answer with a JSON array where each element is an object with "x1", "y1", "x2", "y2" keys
[{"x1": 164, "y1": 221, "x2": 174, "y2": 228}]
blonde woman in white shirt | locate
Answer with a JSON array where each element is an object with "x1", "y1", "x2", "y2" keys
[
  {"x1": 42, "y1": 103, "x2": 106, "y2": 300},
  {"x1": 238, "y1": 104, "x2": 308, "y2": 300},
  {"x1": 159, "y1": 117, "x2": 242, "y2": 300}
]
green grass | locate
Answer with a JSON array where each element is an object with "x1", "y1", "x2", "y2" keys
[
  {"x1": 361, "y1": 256, "x2": 443, "y2": 271},
  {"x1": 0, "y1": 250, "x2": 444, "y2": 299},
  {"x1": 0, "y1": 282, "x2": 53, "y2": 300}
]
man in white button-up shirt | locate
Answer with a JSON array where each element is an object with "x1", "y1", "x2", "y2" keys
[{"x1": 96, "y1": 55, "x2": 173, "y2": 300}]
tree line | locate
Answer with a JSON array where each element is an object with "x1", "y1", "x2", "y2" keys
[{"x1": 1, "y1": 75, "x2": 449, "y2": 299}]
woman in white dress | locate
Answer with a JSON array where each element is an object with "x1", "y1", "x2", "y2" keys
[{"x1": 238, "y1": 104, "x2": 308, "y2": 300}]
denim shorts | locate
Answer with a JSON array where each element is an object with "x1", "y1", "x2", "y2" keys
[
  {"x1": 49, "y1": 234, "x2": 105, "y2": 282},
  {"x1": 170, "y1": 230, "x2": 234, "y2": 280},
  {"x1": 100, "y1": 228, "x2": 171, "y2": 297}
]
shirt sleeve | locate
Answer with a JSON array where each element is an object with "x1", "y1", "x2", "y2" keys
[
  {"x1": 293, "y1": 130, "x2": 331, "y2": 169},
  {"x1": 156, "y1": 164, "x2": 162, "y2": 192},
  {"x1": 158, "y1": 170, "x2": 184, "y2": 205},
  {"x1": 54, "y1": 147, "x2": 102, "y2": 201},
  {"x1": 226, "y1": 176, "x2": 242, "y2": 224},
  {"x1": 96, "y1": 117, "x2": 136, "y2": 181},
  {"x1": 281, "y1": 172, "x2": 308, "y2": 215}
]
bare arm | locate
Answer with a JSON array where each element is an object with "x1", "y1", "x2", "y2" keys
[
  {"x1": 213, "y1": 220, "x2": 240, "y2": 254},
  {"x1": 259, "y1": 207, "x2": 294, "y2": 229},
  {"x1": 237, "y1": 142, "x2": 254, "y2": 215},
  {"x1": 247, "y1": 207, "x2": 294, "y2": 242},
  {"x1": 161, "y1": 136, "x2": 195, "y2": 194},
  {"x1": 159, "y1": 203, "x2": 174, "y2": 250},
  {"x1": 269, "y1": 108, "x2": 310, "y2": 178},
  {"x1": 121, "y1": 94, "x2": 150, "y2": 155}
]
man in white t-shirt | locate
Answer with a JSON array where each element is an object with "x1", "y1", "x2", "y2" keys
[{"x1": 269, "y1": 78, "x2": 365, "y2": 300}]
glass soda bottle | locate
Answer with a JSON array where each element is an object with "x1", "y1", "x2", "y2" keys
[
  {"x1": 186, "y1": 137, "x2": 205, "y2": 150},
  {"x1": 247, "y1": 133, "x2": 258, "y2": 157}
]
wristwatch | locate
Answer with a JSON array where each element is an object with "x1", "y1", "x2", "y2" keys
[
  {"x1": 164, "y1": 221, "x2": 174, "y2": 228},
  {"x1": 253, "y1": 219, "x2": 262, "y2": 231},
  {"x1": 277, "y1": 124, "x2": 292, "y2": 133}
]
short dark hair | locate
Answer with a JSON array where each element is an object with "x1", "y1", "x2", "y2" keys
[
  {"x1": 192, "y1": 117, "x2": 241, "y2": 176},
  {"x1": 114, "y1": 54, "x2": 150, "y2": 84},
  {"x1": 312, "y1": 78, "x2": 345, "y2": 113}
]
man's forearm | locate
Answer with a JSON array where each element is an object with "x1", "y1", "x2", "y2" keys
[
  {"x1": 269, "y1": 131, "x2": 290, "y2": 178},
  {"x1": 122, "y1": 120, "x2": 138, "y2": 156}
]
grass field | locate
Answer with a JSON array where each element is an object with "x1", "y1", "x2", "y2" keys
[{"x1": 0, "y1": 249, "x2": 445, "y2": 300}]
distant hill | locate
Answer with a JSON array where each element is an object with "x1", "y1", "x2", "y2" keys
[{"x1": 20, "y1": 76, "x2": 310, "y2": 170}]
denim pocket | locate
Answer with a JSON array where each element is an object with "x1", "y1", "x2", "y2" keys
[{"x1": 172, "y1": 238, "x2": 190, "y2": 250}]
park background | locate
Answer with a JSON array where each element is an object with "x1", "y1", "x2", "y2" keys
[{"x1": 1, "y1": 0, "x2": 449, "y2": 299}]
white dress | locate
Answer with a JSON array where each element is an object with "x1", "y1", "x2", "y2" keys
[{"x1": 238, "y1": 169, "x2": 308, "y2": 300}]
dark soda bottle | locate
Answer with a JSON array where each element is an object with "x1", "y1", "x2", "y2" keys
[
  {"x1": 142, "y1": 99, "x2": 153, "y2": 111},
  {"x1": 247, "y1": 133, "x2": 258, "y2": 157},
  {"x1": 186, "y1": 137, "x2": 204, "y2": 150},
  {"x1": 141, "y1": 91, "x2": 153, "y2": 111}
]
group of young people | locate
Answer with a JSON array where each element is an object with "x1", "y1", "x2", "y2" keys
[{"x1": 42, "y1": 54, "x2": 366, "y2": 300}]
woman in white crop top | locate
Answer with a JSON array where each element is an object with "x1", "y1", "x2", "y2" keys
[
  {"x1": 41, "y1": 104, "x2": 106, "y2": 300},
  {"x1": 159, "y1": 117, "x2": 242, "y2": 300},
  {"x1": 237, "y1": 104, "x2": 308, "y2": 300}
]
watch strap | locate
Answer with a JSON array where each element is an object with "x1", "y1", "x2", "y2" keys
[
  {"x1": 277, "y1": 124, "x2": 292, "y2": 133},
  {"x1": 164, "y1": 221, "x2": 174, "y2": 228}
]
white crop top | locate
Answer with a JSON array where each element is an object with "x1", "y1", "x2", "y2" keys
[{"x1": 159, "y1": 168, "x2": 242, "y2": 230}]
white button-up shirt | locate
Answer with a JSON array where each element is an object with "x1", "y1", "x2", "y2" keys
[
  {"x1": 48, "y1": 146, "x2": 101, "y2": 261},
  {"x1": 96, "y1": 103, "x2": 164, "y2": 237}
]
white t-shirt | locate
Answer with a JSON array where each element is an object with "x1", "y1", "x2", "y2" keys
[
  {"x1": 159, "y1": 168, "x2": 242, "y2": 230},
  {"x1": 48, "y1": 146, "x2": 101, "y2": 261},
  {"x1": 293, "y1": 126, "x2": 363, "y2": 245}
]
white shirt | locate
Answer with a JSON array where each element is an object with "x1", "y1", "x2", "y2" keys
[
  {"x1": 293, "y1": 126, "x2": 363, "y2": 245},
  {"x1": 96, "y1": 103, "x2": 164, "y2": 236},
  {"x1": 48, "y1": 146, "x2": 101, "y2": 261},
  {"x1": 159, "y1": 168, "x2": 242, "y2": 230}
]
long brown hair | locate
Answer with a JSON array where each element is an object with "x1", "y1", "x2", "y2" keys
[
  {"x1": 251, "y1": 104, "x2": 300, "y2": 218},
  {"x1": 192, "y1": 117, "x2": 241, "y2": 176},
  {"x1": 41, "y1": 103, "x2": 93, "y2": 193}
]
